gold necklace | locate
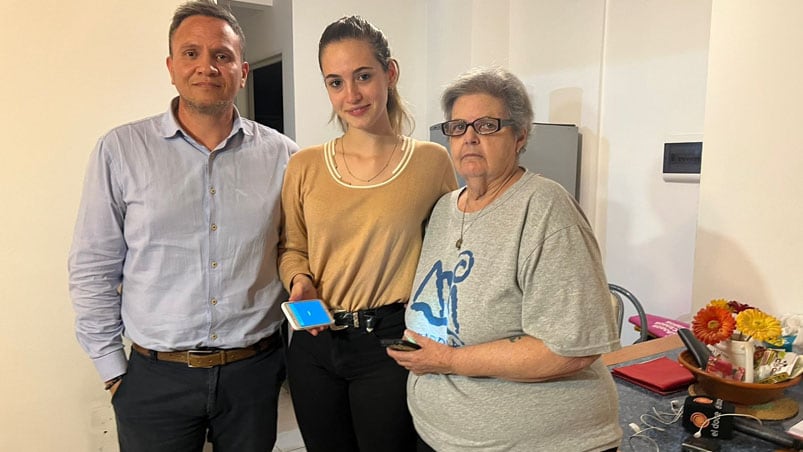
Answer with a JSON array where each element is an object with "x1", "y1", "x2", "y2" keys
[
  {"x1": 457, "y1": 190, "x2": 493, "y2": 250},
  {"x1": 455, "y1": 193, "x2": 491, "y2": 250},
  {"x1": 340, "y1": 136, "x2": 400, "y2": 183},
  {"x1": 455, "y1": 195, "x2": 470, "y2": 249},
  {"x1": 455, "y1": 169, "x2": 521, "y2": 249}
]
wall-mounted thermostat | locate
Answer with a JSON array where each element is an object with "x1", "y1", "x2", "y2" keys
[{"x1": 663, "y1": 137, "x2": 702, "y2": 183}]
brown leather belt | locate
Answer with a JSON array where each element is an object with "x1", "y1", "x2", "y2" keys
[{"x1": 131, "y1": 333, "x2": 278, "y2": 368}]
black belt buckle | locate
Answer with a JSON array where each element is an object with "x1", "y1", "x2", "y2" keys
[
  {"x1": 331, "y1": 310, "x2": 352, "y2": 330},
  {"x1": 331, "y1": 310, "x2": 376, "y2": 332},
  {"x1": 330, "y1": 305, "x2": 399, "y2": 332}
]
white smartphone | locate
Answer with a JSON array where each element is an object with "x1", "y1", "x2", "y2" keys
[{"x1": 281, "y1": 299, "x2": 335, "y2": 331}]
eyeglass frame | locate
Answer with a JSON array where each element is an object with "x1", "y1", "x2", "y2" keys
[{"x1": 429, "y1": 117, "x2": 517, "y2": 137}]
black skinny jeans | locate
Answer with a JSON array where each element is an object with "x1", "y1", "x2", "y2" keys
[{"x1": 286, "y1": 308, "x2": 416, "y2": 452}]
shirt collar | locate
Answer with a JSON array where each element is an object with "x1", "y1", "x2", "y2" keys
[{"x1": 159, "y1": 96, "x2": 249, "y2": 142}]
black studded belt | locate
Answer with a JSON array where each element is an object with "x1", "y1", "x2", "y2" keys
[{"x1": 331, "y1": 303, "x2": 405, "y2": 332}]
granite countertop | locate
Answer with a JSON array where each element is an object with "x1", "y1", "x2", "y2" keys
[{"x1": 611, "y1": 345, "x2": 803, "y2": 451}]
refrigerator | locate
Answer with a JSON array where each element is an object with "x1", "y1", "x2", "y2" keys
[{"x1": 429, "y1": 122, "x2": 581, "y2": 200}]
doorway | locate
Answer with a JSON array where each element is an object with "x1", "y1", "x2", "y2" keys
[{"x1": 248, "y1": 56, "x2": 284, "y2": 133}]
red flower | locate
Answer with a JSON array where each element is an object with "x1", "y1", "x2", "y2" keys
[
  {"x1": 692, "y1": 305, "x2": 736, "y2": 345},
  {"x1": 727, "y1": 300, "x2": 752, "y2": 314}
]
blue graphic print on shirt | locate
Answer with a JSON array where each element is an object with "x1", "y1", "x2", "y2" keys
[{"x1": 409, "y1": 250, "x2": 474, "y2": 346}]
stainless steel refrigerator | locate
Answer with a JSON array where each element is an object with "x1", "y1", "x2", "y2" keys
[{"x1": 429, "y1": 122, "x2": 581, "y2": 200}]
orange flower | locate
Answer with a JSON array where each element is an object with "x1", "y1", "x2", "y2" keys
[{"x1": 692, "y1": 305, "x2": 736, "y2": 345}]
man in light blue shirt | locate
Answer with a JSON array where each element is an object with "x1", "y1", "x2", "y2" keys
[{"x1": 68, "y1": 1, "x2": 298, "y2": 451}]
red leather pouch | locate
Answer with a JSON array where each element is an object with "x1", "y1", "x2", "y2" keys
[{"x1": 612, "y1": 356, "x2": 695, "y2": 395}]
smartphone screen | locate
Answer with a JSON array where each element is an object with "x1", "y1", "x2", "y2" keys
[{"x1": 282, "y1": 300, "x2": 334, "y2": 330}]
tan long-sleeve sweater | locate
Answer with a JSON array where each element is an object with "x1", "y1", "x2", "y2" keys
[{"x1": 279, "y1": 136, "x2": 457, "y2": 311}]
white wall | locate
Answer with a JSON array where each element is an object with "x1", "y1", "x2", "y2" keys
[
  {"x1": 692, "y1": 0, "x2": 803, "y2": 316},
  {"x1": 0, "y1": 2, "x2": 182, "y2": 450},
  {"x1": 598, "y1": 0, "x2": 711, "y2": 327},
  {"x1": 509, "y1": 1, "x2": 607, "y2": 224}
]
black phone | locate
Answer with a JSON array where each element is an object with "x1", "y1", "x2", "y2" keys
[
  {"x1": 380, "y1": 338, "x2": 421, "y2": 351},
  {"x1": 678, "y1": 328, "x2": 711, "y2": 368}
]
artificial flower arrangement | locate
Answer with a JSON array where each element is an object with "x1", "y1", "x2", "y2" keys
[{"x1": 691, "y1": 299, "x2": 802, "y2": 384}]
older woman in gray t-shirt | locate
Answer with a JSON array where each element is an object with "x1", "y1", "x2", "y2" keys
[{"x1": 388, "y1": 67, "x2": 623, "y2": 452}]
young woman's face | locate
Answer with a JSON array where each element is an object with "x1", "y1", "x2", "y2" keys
[{"x1": 320, "y1": 39, "x2": 397, "y2": 133}]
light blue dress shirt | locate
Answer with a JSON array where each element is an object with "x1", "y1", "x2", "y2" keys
[{"x1": 69, "y1": 98, "x2": 298, "y2": 381}]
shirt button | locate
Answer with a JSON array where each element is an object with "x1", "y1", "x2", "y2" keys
[
  {"x1": 211, "y1": 298, "x2": 217, "y2": 305},
  {"x1": 210, "y1": 187, "x2": 217, "y2": 195},
  {"x1": 211, "y1": 261, "x2": 218, "y2": 269},
  {"x1": 211, "y1": 224, "x2": 218, "y2": 232},
  {"x1": 211, "y1": 333, "x2": 218, "y2": 340}
]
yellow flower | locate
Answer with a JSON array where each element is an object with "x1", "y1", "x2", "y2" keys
[
  {"x1": 735, "y1": 309, "x2": 782, "y2": 343},
  {"x1": 709, "y1": 298, "x2": 730, "y2": 310}
]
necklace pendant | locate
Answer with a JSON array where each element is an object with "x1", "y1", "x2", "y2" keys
[{"x1": 455, "y1": 238, "x2": 463, "y2": 249}]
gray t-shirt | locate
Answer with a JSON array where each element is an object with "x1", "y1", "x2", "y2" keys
[{"x1": 406, "y1": 171, "x2": 623, "y2": 451}]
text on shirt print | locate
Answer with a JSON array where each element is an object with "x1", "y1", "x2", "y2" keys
[{"x1": 410, "y1": 251, "x2": 474, "y2": 346}]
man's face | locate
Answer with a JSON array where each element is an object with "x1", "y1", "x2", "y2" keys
[{"x1": 166, "y1": 15, "x2": 248, "y2": 115}]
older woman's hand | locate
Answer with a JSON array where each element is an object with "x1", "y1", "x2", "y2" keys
[
  {"x1": 387, "y1": 329, "x2": 455, "y2": 375},
  {"x1": 389, "y1": 328, "x2": 600, "y2": 382}
]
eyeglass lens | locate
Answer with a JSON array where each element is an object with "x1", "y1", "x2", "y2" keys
[{"x1": 442, "y1": 117, "x2": 502, "y2": 136}]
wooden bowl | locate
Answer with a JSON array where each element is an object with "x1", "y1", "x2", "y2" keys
[{"x1": 677, "y1": 350, "x2": 802, "y2": 405}]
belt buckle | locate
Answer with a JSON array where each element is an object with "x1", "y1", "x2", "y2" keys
[
  {"x1": 186, "y1": 350, "x2": 219, "y2": 368},
  {"x1": 331, "y1": 310, "x2": 352, "y2": 330}
]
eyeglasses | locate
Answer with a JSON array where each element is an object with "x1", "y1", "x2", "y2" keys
[{"x1": 431, "y1": 117, "x2": 516, "y2": 137}]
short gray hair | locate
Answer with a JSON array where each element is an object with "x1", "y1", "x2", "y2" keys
[{"x1": 441, "y1": 66, "x2": 533, "y2": 138}]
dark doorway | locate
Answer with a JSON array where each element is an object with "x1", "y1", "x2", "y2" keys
[{"x1": 252, "y1": 60, "x2": 283, "y2": 133}]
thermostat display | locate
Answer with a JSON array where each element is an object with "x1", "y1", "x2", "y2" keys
[{"x1": 663, "y1": 141, "x2": 702, "y2": 182}]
